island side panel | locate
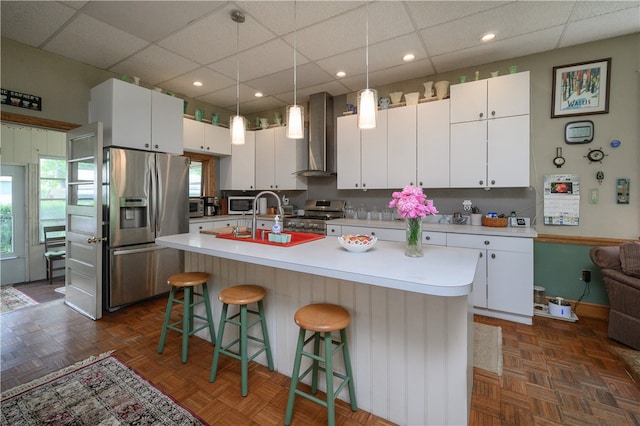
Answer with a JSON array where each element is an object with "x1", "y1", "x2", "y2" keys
[{"x1": 186, "y1": 252, "x2": 471, "y2": 425}]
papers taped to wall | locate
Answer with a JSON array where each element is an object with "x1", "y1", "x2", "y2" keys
[{"x1": 543, "y1": 174, "x2": 580, "y2": 225}]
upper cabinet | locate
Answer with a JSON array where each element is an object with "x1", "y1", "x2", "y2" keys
[
  {"x1": 450, "y1": 72, "x2": 530, "y2": 123},
  {"x1": 254, "y1": 126, "x2": 307, "y2": 191},
  {"x1": 450, "y1": 72, "x2": 530, "y2": 188},
  {"x1": 417, "y1": 100, "x2": 450, "y2": 188},
  {"x1": 89, "y1": 79, "x2": 183, "y2": 155},
  {"x1": 219, "y1": 131, "x2": 256, "y2": 191},
  {"x1": 337, "y1": 111, "x2": 388, "y2": 190},
  {"x1": 183, "y1": 119, "x2": 231, "y2": 156}
]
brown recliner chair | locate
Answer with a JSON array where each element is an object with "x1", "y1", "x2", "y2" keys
[{"x1": 589, "y1": 242, "x2": 640, "y2": 350}]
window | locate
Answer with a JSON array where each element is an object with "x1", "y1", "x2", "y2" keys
[
  {"x1": 39, "y1": 157, "x2": 66, "y2": 242},
  {"x1": 189, "y1": 160, "x2": 203, "y2": 197},
  {"x1": 0, "y1": 176, "x2": 13, "y2": 254}
]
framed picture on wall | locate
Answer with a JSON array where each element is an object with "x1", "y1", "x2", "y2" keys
[{"x1": 551, "y1": 58, "x2": 611, "y2": 118}]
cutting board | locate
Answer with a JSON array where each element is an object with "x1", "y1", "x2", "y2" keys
[{"x1": 200, "y1": 226, "x2": 246, "y2": 235}]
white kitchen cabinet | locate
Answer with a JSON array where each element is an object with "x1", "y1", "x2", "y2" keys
[
  {"x1": 450, "y1": 72, "x2": 530, "y2": 188},
  {"x1": 422, "y1": 230, "x2": 446, "y2": 246},
  {"x1": 220, "y1": 131, "x2": 255, "y2": 191},
  {"x1": 326, "y1": 224, "x2": 342, "y2": 236},
  {"x1": 255, "y1": 127, "x2": 307, "y2": 191},
  {"x1": 189, "y1": 217, "x2": 239, "y2": 233},
  {"x1": 417, "y1": 100, "x2": 450, "y2": 188},
  {"x1": 255, "y1": 219, "x2": 275, "y2": 230},
  {"x1": 387, "y1": 106, "x2": 416, "y2": 188},
  {"x1": 183, "y1": 119, "x2": 231, "y2": 156},
  {"x1": 447, "y1": 233, "x2": 533, "y2": 318},
  {"x1": 89, "y1": 78, "x2": 183, "y2": 154},
  {"x1": 450, "y1": 72, "x2": 530, "y2": 123},
  {"x1": 336, "y1": 112, "x2": 388, "y2": 190},
  {"x1": 189, "y1": 221, "x2": 216, "y2": 233}
]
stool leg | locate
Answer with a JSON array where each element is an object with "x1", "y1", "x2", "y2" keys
[
  {"x1": 240, "y1": 304, "x2": 249, "y2": 396},
  {"x1": 285, "y1": 327, "x2": 306, "y2": 426},
  {"x1": 201, "y1": 283, "x2": 216, "y2": 343},
  {"x1": 210, "y1": 303, "x2": 229, "y2": 382},
  {"x1": 158, "y1": 287, "x2": 176, "y2": 354},
  {"x1": 311, "y1": 331, "x2": 321, "y2": 393},
  {"x1": 181, "y1": 287, "x2": 192, "y2": 363},
  {"x1": 324, "y1": 332, "x2": 336, "y2": 426},
  {"x1": 257, "y1": 300, "x2": 274, "y2": 371},
  {"x1": 341, "y1": 328, "x2": 358, "y2": 411}
]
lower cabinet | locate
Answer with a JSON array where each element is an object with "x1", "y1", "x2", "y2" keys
[
  {"x1": 340, "y1": 225, "x2": 404, "y2": 242},
  {"x1": 447, "y1": 233, "x2": 533, "y2": 321},
  {"x1": 189, "y1": 218, "x2": 238, "y2": 233}
]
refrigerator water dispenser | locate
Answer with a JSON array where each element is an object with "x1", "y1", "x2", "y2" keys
[{"x1": 119, "y1": 197, "x2": 147, "y2": 229}]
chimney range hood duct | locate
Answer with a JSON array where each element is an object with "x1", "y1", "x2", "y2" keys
[{"x1": 295, "y1": 92, "x2": 336, "y2": 177}]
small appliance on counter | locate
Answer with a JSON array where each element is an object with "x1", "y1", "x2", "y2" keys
[
  {"x1": 189, "y1": 197, "x2": 204, "y2": 218},
  {"x1": 202, "y1": 196, "x2": 217, "y2": 216}
]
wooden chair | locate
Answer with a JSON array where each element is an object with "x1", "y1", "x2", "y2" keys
[{"x1": 43, "y1": 225, "x2": 66, "y2": 284}]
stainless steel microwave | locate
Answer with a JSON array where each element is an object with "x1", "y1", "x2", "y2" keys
[
  {"x1": 228, "y1": 196, "x2": 255, "y2": 215},
  {"x1": 189, "y1": 197, "x2": 204, "y2": 218}
]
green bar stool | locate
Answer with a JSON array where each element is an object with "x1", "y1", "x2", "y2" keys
[
  {"x1": 209, "y1": 284, "x2": 274, "y2": 396},
  {"x1": 158, "y1": 272, "x2": 216, "y2": 363},
  {"x1": 285, "y1": 303, "x2": 357, "y2": 426}
]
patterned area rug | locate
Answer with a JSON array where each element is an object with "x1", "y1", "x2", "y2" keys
[
  {"x1": 1, "y1": 352, "x2": 205, "y2": 425},
  {"x1": 474, "y1": 322, "x2": 503, "y2": 375},
  {"x1": 0, "y1": 285, "x2": 38, "y2": 314},
  {"x1": 613, "y1": 346, "x2": 640, "y2": 386}
]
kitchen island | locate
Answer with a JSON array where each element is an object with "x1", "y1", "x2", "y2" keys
[{"x1": 156, "y1": 232, "x2": 480, "y2": 425}]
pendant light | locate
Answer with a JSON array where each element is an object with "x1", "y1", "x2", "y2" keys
[
  {"x1": 230, "y1": 11, "x2": 246, "y2": 145},
  {"x1": 358, "y1": 0, "x2": 377, "y2": 130},
  {"x1": 286, "y1": 1, "x2": 304, "y2": 139}
]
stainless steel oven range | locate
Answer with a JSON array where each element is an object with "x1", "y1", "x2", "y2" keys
[{"x1": 283, "y1": 200, "x2": 345, "y2": 235}]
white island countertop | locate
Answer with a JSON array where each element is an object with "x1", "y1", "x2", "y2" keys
[{"x1": 156, "y1": 232, "x2": 480, "y2": 297}]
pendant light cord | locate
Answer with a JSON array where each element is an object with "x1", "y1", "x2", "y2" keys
[
  {"x1": 365, "y1": 0, "x2": 369, "y2": 90},
  {"x1": 293, "y1": 0, "x2": 297, "y2": 105},
  {"x1": 236, "y1": 17, "x2": 240, "y2": 117}
]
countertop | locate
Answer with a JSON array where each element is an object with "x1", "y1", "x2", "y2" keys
[
  {"x1": 328, "y1": 218, "x2": 538, "y2": 238},
  {"x1": 156, "y1": 232, "x2": 480, "y2": 297}
]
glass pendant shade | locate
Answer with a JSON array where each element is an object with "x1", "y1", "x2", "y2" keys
[
  {"x1": 230, "y1": 115, "x2": 246, "y2": 145},
  {"x1": 358, "y1": 88, "x2": 378, "y2": 129},
  {"x1": 286, "y1": 104, "x2": 304, "y2": 139}
]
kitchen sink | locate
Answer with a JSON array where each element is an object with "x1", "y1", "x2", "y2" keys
[{"x1": 215, "y1": 231, "x2": 325, "y2": 247}]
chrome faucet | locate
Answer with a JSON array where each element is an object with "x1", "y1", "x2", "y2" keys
[{"x1": 251, "y1": 191, "x2": 283, "y2": 239}]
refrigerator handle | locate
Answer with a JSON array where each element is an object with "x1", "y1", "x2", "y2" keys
[{"x1": 149, "y1": 155, "x2": 158, "y2": 234}]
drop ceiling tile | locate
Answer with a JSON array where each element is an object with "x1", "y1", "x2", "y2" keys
[
  {"x1": 81, "y1": 1, "x2": 226, "y2": 43},
  {"x1": 275, "y1": 80, "x2": 352, "y2": 104},
  {"x1": 110, "y1": 45, "x2": 200, "y2": 86},
  {"x1": 1, "y1": 1, "x2": 76, "y2": 47},
  {"x1": 406, "y1": 1, "x2": 510, "y2": 30},
  {"x1": 198, "y1": 83, "x2": 261, "y2": 110},
  {"x1": 421, "y1": 1, "x2": 574, "y2": 57},
  {"x1": 209, "y1": 38, "x2": 304, "y2": 82},
  {"x1": 368, "y1": 59, "x2": 436, "y2": 88},
  {"x1": 161, "y1": 67, "x2": 236, "y2": 98},
  {"x1": 570, "y1": 1, "x2": 640, "y2": 21},
  {"x1": 60, "y1": 1, "x2": 87, "y2": 10},
  {"x1": 240, "y1": 1, "x2": 360, "y2": 37},
  {"x1": 158, "y1": 4, "x2": 276, "y2": 65},
  {"x1": 238, "y1": 96, "x2": 287, "y2": 115},
  {"x1": 561, "y1": 8, "x2": 640, "y2": 47},
  {"x1": 43, "y1": 14, "x2": 148, "y2": 69},
  {"x1": 431, "y1": 26, "x2": 565, "y2": 73}
]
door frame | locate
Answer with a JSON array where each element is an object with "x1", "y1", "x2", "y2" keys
[{"x1": 0, "y1": 165, "x2": 27, "y2": 284}]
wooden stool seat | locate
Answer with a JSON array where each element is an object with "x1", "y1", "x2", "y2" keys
[
  {"x1": 219, "y1": 284, "x2": 265, "y2": 305},
  {"x1": 285, "y1": 303, "x2": 357, "y2": 426},
  {"x1": 158, "y1": 272, "x2": 216, "y2": 363},
  {"x1": 210, "y1": 284, "x2": 274, "y2": 396},
  {"x1": 168, "y1": 272, "x2": 211, "y2": 287},
  {"x1": 294, "y1": 303, "x2": 350, "y2": 332}
]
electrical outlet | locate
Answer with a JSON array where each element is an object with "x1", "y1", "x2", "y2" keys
[
  {"x1": 581, "y1": 269, "x2": 591, "y2": 283},
  {"x1": 589, "y1": 188, "x2": 599, "y2": 204}
]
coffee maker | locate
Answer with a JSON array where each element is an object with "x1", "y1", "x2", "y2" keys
[{"x1": 202, "y1": 196, "x2": 218, "y2": 216}]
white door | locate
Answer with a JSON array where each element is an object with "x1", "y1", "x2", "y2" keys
[
  {"x1": 65, "y1": 123, "x2": 104, "y2": 320},
  {"x1": 0, "y1": 165, "x2": 26, "y2": 284}
]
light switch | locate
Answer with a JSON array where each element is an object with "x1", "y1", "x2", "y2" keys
[{"x1": 589, "y1": 188, "x2": 599, "y2": 205}]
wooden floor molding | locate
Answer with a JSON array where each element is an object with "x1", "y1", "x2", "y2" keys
[{"x1": 3, "y1": 281, "x2": 640, "y2": 425}]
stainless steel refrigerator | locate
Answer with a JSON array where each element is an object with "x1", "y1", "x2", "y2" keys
[{"x1": 103, "y1": 147, "x2": 189, "y2": 311}]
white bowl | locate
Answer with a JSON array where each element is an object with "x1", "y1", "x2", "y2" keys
[{"x1": 338, "y1": 234, "x2": 377, "y2": 253}]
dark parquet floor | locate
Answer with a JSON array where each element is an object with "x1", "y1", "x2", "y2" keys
[{"x1": 2, "y1": 280, "x2": 640, "y2": 425}]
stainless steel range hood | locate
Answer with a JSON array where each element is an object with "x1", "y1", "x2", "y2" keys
[{"x1": 295, "y1": 92, "x2": 336, "y2": 177}]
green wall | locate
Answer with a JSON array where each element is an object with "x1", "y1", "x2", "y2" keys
[{"x1": 534, "y1": 242, "x2": 608, "y2": 306}]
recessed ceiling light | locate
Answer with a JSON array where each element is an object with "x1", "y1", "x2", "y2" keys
[
  {"x1": 403, "y1": 53, "x2": 415, "y2": 62},
  {"x1": 254, "y1": 92, "x2": 264, "y2": 98},
  {"x1": 192, "y1": 81, "x2": 203, "y2": 87},
  {"x1": 481, "y1": 33, "x2": 496, "y2": 42},
  {"x1": 336, "y1": 71, "x2": 346, "y2": 78}
]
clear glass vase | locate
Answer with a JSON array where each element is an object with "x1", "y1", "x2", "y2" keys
[{"x1": 405, "y1": 218, "x2": 423, "y2": 257}]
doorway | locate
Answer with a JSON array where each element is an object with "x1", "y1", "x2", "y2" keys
[{"x1": 1, "y1": 165, "x2": 27, "y2": 285}]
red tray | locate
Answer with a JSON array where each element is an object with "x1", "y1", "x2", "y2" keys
[{"x1": 215, "y1": 231, "x2": 324, "y2": 247}]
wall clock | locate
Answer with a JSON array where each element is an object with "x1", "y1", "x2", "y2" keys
[{"x1": 553, "y1": 147, "x2": 565, "y2": 168}]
